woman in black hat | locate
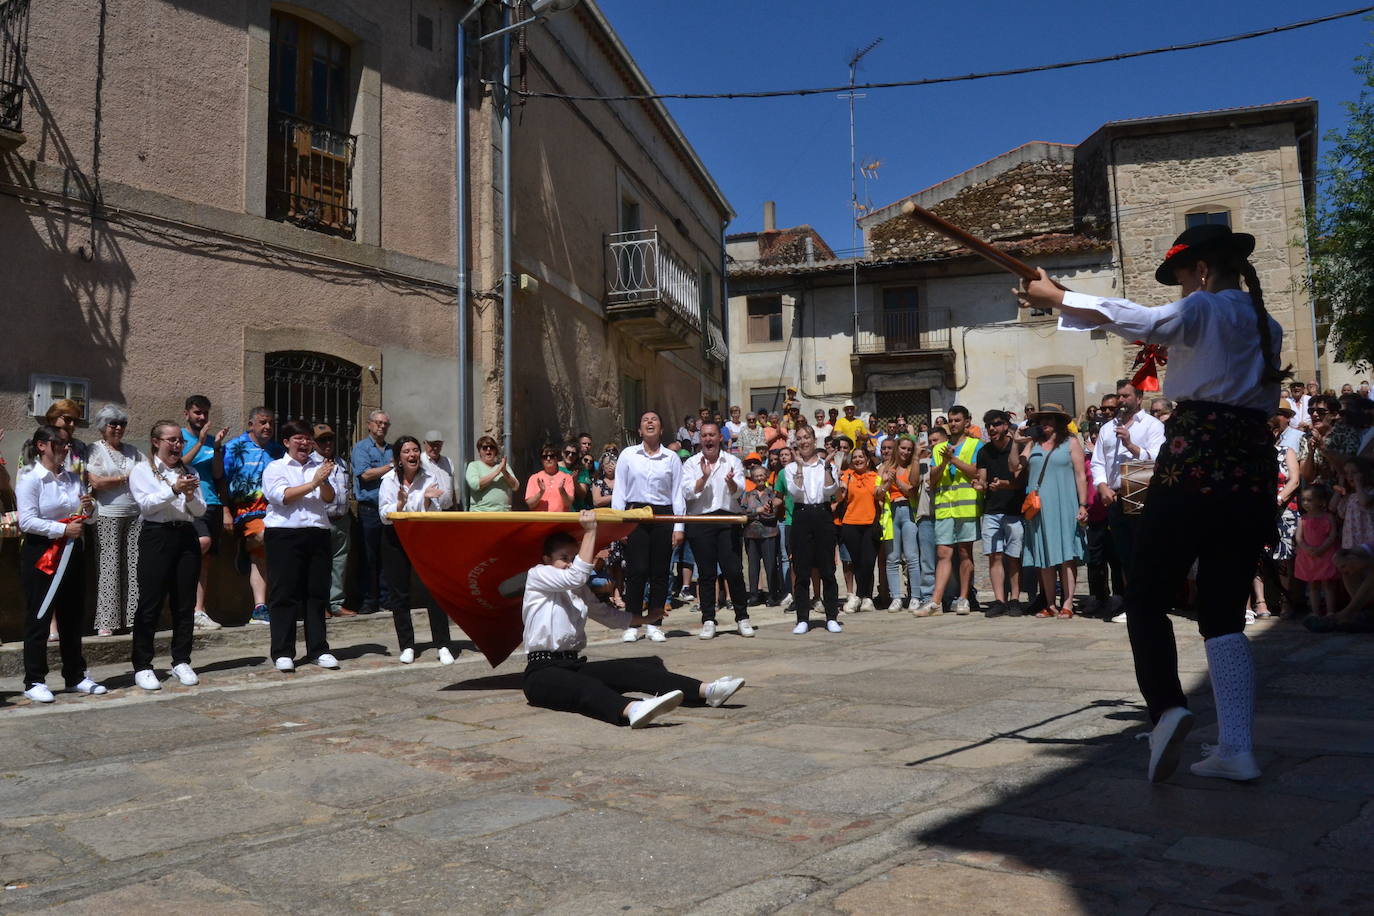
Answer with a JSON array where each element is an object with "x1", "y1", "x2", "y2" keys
[{"x1": 1016, "y1": 224, "x2": 1289, "y2": 785}]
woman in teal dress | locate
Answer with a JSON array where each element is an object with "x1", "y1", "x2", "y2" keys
[{"x1": 1019, "y1": 403, "x2": 1089, "y2": 618}]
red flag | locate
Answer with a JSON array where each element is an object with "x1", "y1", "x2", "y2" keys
[{"x1": 1130, "y1": 343, "x2": 1168, "y2": 393}]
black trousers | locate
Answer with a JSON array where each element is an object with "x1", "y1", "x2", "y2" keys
[
  {"x1": 790, "y1": 506, "x2": 838, "y2": 621},
  {"x1": 21, "y1": 535, "x2": 87, "y2": 688},
  {"x1": 840, "y1": 523, "x2": 879, "y2": 599},
  {"x1": 1107, "y1": 501, "x2": 1140, "y2": 586},
  {"x1": 131, "y1": 521, "x2": 199, "y2": 671},
  {"x1": 381, "y1": 525, "x2": 452, "y2": 650},
  {"x1": 355, "y1": 503, "x2": 389, "y2": 612},
  {"x1": 623, "y1": 503, "x2": 671, "y2": 623},
  {"x1": 686, "y1": 513, "x2": 748, "y2": 621},
  {"x1": 523, "y1": 655, "x2": 702, "y2": 725},
  {"x1": 746, "y1": 536, "x2": 781, "y2": 602},
  {"x1": 265, "y1": 527, "x2": 331, "y2": 661},
  {"x1": 1084, "y1": 520, "x2": 1123, "y2": 600}
]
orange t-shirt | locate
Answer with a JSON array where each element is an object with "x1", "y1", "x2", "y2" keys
[
  {"x1": 525, "y1": 470, "x2": 574, "y2": 512},
  {"x1": 884, "y1": 466, "x2": 912, "y2": 503},
  {"x1": 840, "y1": 469, "x2": 879, "y2": 526}
]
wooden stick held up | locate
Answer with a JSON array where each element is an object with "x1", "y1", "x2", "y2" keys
[{"x1": 900, "y1": 201, "x2": 1040, "y2": 281}]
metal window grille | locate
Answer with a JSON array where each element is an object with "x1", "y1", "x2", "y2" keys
[
  {"x1": 264, "y1": 351, "x2": 362, "y2": 447},
  {"x1": 0, "y1": 0, "x2": 29, "y2": 134},
  {"x1": 854, "y1": 307, "x2": 952, "y2": 354},
  {"x1": 874, "y1": 389, "x2": 933, "y2": 429},
  {"x1": 266, "y1": 110, "x2": 358, "y2": 238}
]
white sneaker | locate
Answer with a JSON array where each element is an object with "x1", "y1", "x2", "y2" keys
[
  {"x1": 134, "y1": 669, "x2": 162, "y2": 691},
  {"x1": 698, "y1": 621, "x2": 716, "y2": 640},
  {"x1": 952, "y1": 597, "x2": 971, "y2": 615},
  {"x1": 316, "y1": 653, "x2": 340, "y2": 669},
  {"x1": 627, "y1": 690, "x2": 684, "y2": 728},
  {"x1": 1189, "y1": 745, "x2": 1262, "y2": 781},
  {"x1": 813, "y1": 598, "x2": 824, "y2": 613},
  {"x1": 1111, "y1": 611, "x2": 1129, "y2": 624},
  {"x1": 193, "y1": 611, "x2": 222, "y2": 630},
  {"x1": 399, "y1": 648, "x2": 415, "y2": 664},
  {"x1": 622, "y1": 627, "x2": 640, "y2": 643},
  {"x1": 792, "y1": 622, "x2": 809, "y2": 635},
  {"x1": 1147, "y1": 707, "x2": 1195, "y2": 783},
  {"x1": 907, "y1": 597, "x2": 924, "y2": 611},
  {"x1": 780, "y1": 594, "x2": 794, "y2": 611},
  {"x1": 1244, "y1": 609, "x2": 1256, "y2": 626},
  {"x1": 172, "y1": 663, "x2": 199, "y2": 686},
  {"x1": 826, "y1": 619, "x2": 843, "y2": 633},
  {"x1": 24, "y1": 684, "x2": 55, "y2": 703},
  {"x1": 645, "y1": 625, "x2": 667, "y2": 643},
  {"x1": 843, "y1": 595, "x2": 860, "y2": 614},
  {"x1": 860, "y1": 598, "x2": 876, "y2": 613},
  {"x1": 704, "y1": 676, "x2": 745, "y2": 707},
  {"x1": 912, "y1": 600, "x2": 943, "y2": 618},
  {"x1": 275, "y1": 657, "x2": 295, "y2": 672},
  {"x1": 438, "y1": 646, "x2": 456, "y2": 665},
  {"x1": 737, "y1": 619, "x2": 755, "y2": 638},
  {"x1": 72, "y1": 677, "x2": 108, "y2": 696},
  {"x1": 887, "y1": 599, "x2": 904, "y2": 613}
]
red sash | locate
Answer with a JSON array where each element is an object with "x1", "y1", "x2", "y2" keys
[{"x1": 35, "y1": 516, "x2": 82, "y2": 575}]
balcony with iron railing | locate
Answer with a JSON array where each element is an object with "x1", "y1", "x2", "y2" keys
[
  {"x1": 0, "y1": 0, "x2": 30, "y2": 148},
  {"x1": 853, "y1": 307, "x2": 953, "y2": 356},
  {"x1": 606, "y1": 228, "x2": 702, "y2": 351},
  {"x1": 267, "y1": 110, "x2": 357, "y2": 239},
  {"x1": 705, "y1": 315, "x2": 728, "y2": 364}
]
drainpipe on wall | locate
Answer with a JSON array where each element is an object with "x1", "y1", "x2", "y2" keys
[
  {"x1": 499, "y1": 8, "x2": 514, "y2": 461},
  {"x1": 454, "y1": 0, "x2": 486, "y2": 507}
]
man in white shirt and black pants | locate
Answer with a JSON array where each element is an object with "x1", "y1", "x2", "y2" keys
[
  {"x1": 681, "y1": 422, "x2": 751, "y2": 639},
  {"x1": 1091, "y1": 380, "x2": 1166, "y2": 615},
  {"x1": 612, "y1": 410, "x2": 685, "y2": 643},
  {"x1": 785, "y1": 426, "x2": 840, "y2": 633}
]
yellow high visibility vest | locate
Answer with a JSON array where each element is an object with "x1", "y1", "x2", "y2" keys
[{"x1": 933, "y1": 436, "x2": 981, "y2": 520}]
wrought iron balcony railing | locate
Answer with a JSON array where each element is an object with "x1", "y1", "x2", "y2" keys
[
  {"x1": 705, "y1": 316, "x2": 728, "y2": 364},
  {"x1": 854, "y1": 307, "x2": 953, "y2": 355},
  {"x1": 0, "y1": 0, "x2": 30, "y2": 136},
  {"x1": 267, "y1": 110, "x2": 357, "y2": 239},
  {"x1": 606, "y1": 229, "x2": 702, "y2": 332}
]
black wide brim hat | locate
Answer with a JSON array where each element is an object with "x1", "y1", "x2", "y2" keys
[{"x1": 1155, "y1": 224, "x2": 1256, "y2": 286}]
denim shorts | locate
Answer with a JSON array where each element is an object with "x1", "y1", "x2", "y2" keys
[
  {"x1": 981, "y1": 513, "x2": 1024, "y2": 559},
  {"x1": 934, "y1": 516, "x2": 978, "y2": 546}
]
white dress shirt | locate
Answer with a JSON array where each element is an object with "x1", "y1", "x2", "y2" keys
[
  {"x1": 419, "y1": 454, "x2": 456, "y2": 510},
  {"x1": 262, "y1": 454, "x2": 332, "y2": 530},
  {"x1": 611, "y1": 443, "x2": 686, "y2": 532},
  {"x1": 379, "y1": 467, "x2": 446, "y2": 523},
  {"x1": 814, "y1": 422, "x2": 833, "y2": 442},
  {"x1": 1285, "y1": 394, "x2": 1310, "y2": 428},
  {"x1": 784, "y1": 457, "x2": 839, "y2": 505},
  {"x1": 314, "y1": 450, "x2": 351, "y2": 519},
  {"x1": 681, "y1": 451, "x2": 745, "y2": 514},
  {"x1": 522, "y1": 557, "x2": 632, "y2": 652},
  {"x1": 129, "y1": 457, "x2": 207, "y2": 523},
  {"x1": 1059, "y1": 289, "x2": 1282, "y2": 413},
  {"x1": 16, "y1": 465, "x2": 91, "y2": 539},
  {"x1": 1090, "y1": 410, "x2": 1167, "y2": 490}
]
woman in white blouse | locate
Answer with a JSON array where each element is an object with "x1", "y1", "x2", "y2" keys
[
  {"x1": 261, "y1": 420, "x2": 339, "y2": 672},
  {"x1": 127, "y1": 421, "x2": 207, "y2": 690},
  {"x1": 86, "y1": 404, "x2": 144, "y2": 636},
  {"x1": 380, "y1": 435, "x2": 455, "y2": 665},
  {"x1": 16, "y1": 426, "x2": 105, "y2": 702},
  {"x1": 1017, "y1": 224, "x2": 1286, "y2": 786}
]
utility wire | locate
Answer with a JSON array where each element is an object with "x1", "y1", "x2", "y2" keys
[{"x1": 516, "y1": 6, "x2": 1374, "y2": 102}]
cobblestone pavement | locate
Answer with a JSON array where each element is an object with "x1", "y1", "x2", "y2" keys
[{"x1": 1, "y1": 593, "x2": 1371, "y2": 914}]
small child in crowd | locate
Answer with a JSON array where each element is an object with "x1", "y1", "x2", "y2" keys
[{"x1": 1294, "y1": 484, "x2": 1341, "y2": 617}]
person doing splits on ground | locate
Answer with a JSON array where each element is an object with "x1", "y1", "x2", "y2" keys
[
  {"x1": 681, "y1": 422, "x2": 752, "y2": 639},
  {"x1": 379, "y1": 436, "x2": 457, "y2": 665},
  {"x1": 1017, "y1": 223, "x2": 1287, "y2": 784},
  {"x1": 127, "y1": 422, "x2": 207, "y2": 690},
  {"x1": 612, "y1": 410, "x2": 685, "y2": 644},
  {"x1": 16, "y1": 427, "x2": 105, "y2": 702},
  {"x1": 521, "y1": 511, "x2": 745, "y2": 727},
  {"x1": 261, "y1": 421, "x2": 339, "y2": 673}
]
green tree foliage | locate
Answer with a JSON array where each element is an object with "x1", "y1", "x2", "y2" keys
[{"x1": 1309, "y1": 40, "x2": 1374, "y2": 371}]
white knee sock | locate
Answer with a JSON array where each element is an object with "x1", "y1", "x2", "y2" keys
[{"x1": 1204, "y1": 632, "x2": 1255, "y2": 757}]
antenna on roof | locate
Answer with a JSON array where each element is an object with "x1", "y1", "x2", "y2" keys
[{"x1": 840, "y1": 37, "x2": 883, "y2": 355}]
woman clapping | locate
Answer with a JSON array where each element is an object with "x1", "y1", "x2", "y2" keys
[{"x1": 380, "y1": 436, "x2": 456, "y2": 664}]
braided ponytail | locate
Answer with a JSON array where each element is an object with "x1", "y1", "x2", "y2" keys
[{"x1": 1237, "y1": 260, "x2": 1292, "y2": 386}]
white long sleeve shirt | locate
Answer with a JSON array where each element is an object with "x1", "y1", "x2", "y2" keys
[
  {"x1": 313, "y1": 450, "x2": 351, "y2": 519},
  {"x1": 784, "y1": 457, "x2": 839, "y2": 505},
  {"x1": 1059, "y1": 289, "x2": 1282, "y2": 413},
  {"x1": 16, "y1": 466, "x2": 91, "y2": 539},
  {"x1": 521, "y1": 557, "x2": 633, "y2": 652},
  {"x1": 611, "y1": 443, "x2": 685, "y2": 532},
  {"x1": 1090, "y1": 411, "x2": 1167, "y2": 490},
  {"x1": 420, "y1": 454, "x2": 456, "y2": 510},
  {"x1": 128, "y1": 457, "x2": 208, "y2": 523},
  {"x1": 681, "y1": 451, "x2": 745, "y2": 514},
  {"x1": 379, "y1": 467, "x2": 446, "y2": 523},
  {"x1": 262, "y1": 454, "x2": 332, "y2": 530}
]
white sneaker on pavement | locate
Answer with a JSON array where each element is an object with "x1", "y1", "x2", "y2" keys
[
  {"x1": 860, "y1": 598, "x2": 876, "y2": 613},
  {"x1": 887, "y1": 599, "x2": 904, "y2": 612},
  {"x1": 172, "y1": 663, "x2": 199, "y2": 686},
  {"x1": 1147, "y1": 706, "x2": 1195, "y2": 783},
  {"x1": 1111, "y1": 611, "x2": 1129, "y2": 624},
  {"x1": 399, "y1": 648, "x2": 415, "y2": 664},
  {"x1": 1189, "y1": 745, "x2": 1262, "y2": 781},
  {"x1": 72, "y1": 677, "x2": 108, "y2": 695},
  {"x1": 737, "y1": 619, "x2": 755, "y2": 638},
  {"x1": 912, "y1": 600, "x2": 943, "y2": 618},
  {"x1": 24, "y1": 684, "x2": 55, "y2": 703},
  {"x1": 275, "y1": 657, "x2": 295, "y2": 672},
  {"x1": 792, "y1": 622, "x2": 809, "y2": 635},
  {"x1": 813, "y1": 598, "x2": 824, "y2": 613},
  {"x1": 438, "y1": 646, "x2": 456, "y2": 665},
  {"x1": 781, "y1": 594, "x2": 794, "y2": 611},
  {"x1": 622, "y1": 627, "x2": 640, "y2": 643},
  {"x1": 952, "y1": 597, "x2": 971, "y2": 615},
  {"x1": 316, "y1": 653, "x2": 340, "y2": 669},
  {"x1": 843, "y1": 595, "x2": 860, "y2": 614},
  {"x1": 704, "y1": 676, "x2": 745, "y2": 707},
  {"x1": 826, "y1": 619, "x2": 842, "y2": 633},
  {"x1": 134, "y1": 669, "x2": 162, "y2": 691},
  {"x1": 193, "y1": 610, "x2": 222, "y2": 630},
  {"x1": 646, "y1": 625, "x2": 667, "y2": 643},
  {"x1": 627, "y1": 690, "x2": 683, "y2": 728},
  {"x1": 907, "y1": 597, "x2": 924, "y2": 611},
  {"x1": 698, "y1": 620, "x2": 716, "y2": 640}
]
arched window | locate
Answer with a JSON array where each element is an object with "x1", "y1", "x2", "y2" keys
[{"x1": 265, "y1": 351, "x2": 362, "y2": 445}]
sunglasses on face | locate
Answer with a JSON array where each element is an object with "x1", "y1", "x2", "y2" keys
[
  {"x1": 107, "y1": 421, "x2": 127, "y2": 428},
  {"x1": 541, "y1": 453, "x2": 558, "y2": 460},
  {"x1": 1309, "y1": 408, "x2": 1329, "y2": 417},
  {"x1": 479, "y1": 444, "x2": 497, "y2": 451}
]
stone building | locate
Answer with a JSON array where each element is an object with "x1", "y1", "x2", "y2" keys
[
  {"x1": 726, "y1": 99, "x2": 1319, "y2": 423},
  {"x1": 0, "y1": 0, "x2": 730, "y2": 632}
]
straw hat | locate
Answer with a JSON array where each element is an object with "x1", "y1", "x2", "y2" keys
[{"x1": 1028, "y1": 402, "x2": 1072, "y2": 422}]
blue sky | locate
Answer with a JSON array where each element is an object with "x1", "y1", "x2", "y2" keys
[{"x1": 597, "y1": 1, "x2": 1372, "y2": 251}]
